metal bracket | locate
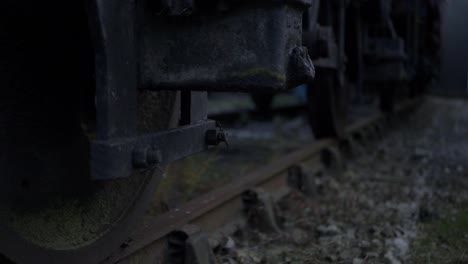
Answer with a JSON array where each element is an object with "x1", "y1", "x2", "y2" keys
[
  {"x1": 242, "y1": 189, "x2": 283, "y2": 233},
  {"x1": 91, "y1": 120, "x2": 216, "y2": 180},
  {"x1": 87, "y1": 0, "x2": 312, "y2": 180}
]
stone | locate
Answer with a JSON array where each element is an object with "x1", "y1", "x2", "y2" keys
[
  {"x1": 264, "y1": 251, "x2": 284, "y2": 264},
  {"x1": 185, "y1": 232, "x2": 217, "y2": 264},
  {"x1": 371, "y1": 239, "x2": 382, "y2": 249},
  {"x1": 221, "y1": 257, "x2": 238, "y2": 264},
  {"x1": 365, "y1": 252, "x2": 379, "y2": 259},
  {"x1": 224, "y1": 237, "x2": 236, "y2": 250},
  {"x1": 291, "y1": 228, "x2": 310, "y2": 246},
  {"x1": 235, "y1": 249, "x2": 249, "y2": 262},
  {"x1": 359, "y1": 240, "x2": 371, "y2": 251},
  {"x1": 249, "y1": 251, "x2": 263, "y2": 263},
  {"x1": 384, "y1": 250, "x2": 401, "y2": 264},
  {"x1": 345, "y1": 228, "x2": 356, "y2": 240},
  {"x1": 317, "y1": 225, "x2": 340, "y2": 237},
  {"x1": 339, "y1": 249, "x2": 353, "y2": 261},
  {"x1": 325, "y1": 254, "x2": 338, "y2": 262},
  {"x1": 353, "y1": 258, "x2": 365, "y2": 264},
  {"x1": 392, "y1": 238, "x2": 409, "y2": 257}
]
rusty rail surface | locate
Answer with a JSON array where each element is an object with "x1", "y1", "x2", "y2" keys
[{"x1": 103, "y1": 99, "x2": 421, "y2": 264}]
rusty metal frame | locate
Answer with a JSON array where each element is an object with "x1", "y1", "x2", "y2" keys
[
  {"x1": 88, "y1": 0, "x2": 313, "y2": 180},
  {"x1": 88, "y1": 1, "x2": 218, "y2": 180}
]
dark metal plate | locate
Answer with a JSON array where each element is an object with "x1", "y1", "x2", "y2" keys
[{"x1": 91, "y1": 120, "x2": 216, "y2": 180}]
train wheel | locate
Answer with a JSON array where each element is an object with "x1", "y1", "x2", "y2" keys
[
  {"x1": 307, "y1": 69, "x2": 347, "y2": 139},
  {"x1": 0, "y1": 2, "x2": 178, "y2": 263}
]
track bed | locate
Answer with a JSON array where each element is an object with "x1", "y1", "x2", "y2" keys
[
  {"x1": 100, "y1": 97, "x2": 420, "y2": 263},
  {"x1": 212, "y1": 97, "x2": 468, "y2": 264}
]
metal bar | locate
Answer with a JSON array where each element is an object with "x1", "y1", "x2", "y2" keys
[
  {"x1": 90, "y1": 0, "x2": 138, "y2": 140},
  {"x1": 91, "y1": 120, "x2": 216, "y2": 180},
  {"x1": 180, "y1": 92, "x2": 208, "y2": 126},
  {"x1": 189, "y1": 92, "x2": 209, "y2": 124},
  {"x1": 337, "y1": 0, "x2": 346, "y2": 86}
]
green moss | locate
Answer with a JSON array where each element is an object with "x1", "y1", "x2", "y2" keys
[
  {"x1": 412, "y1": 210, "x2": 468, "y2": 263},
  {"x1": 0, "y1": 173, "x2": 151, "y2": 250},
  {"x1": 233, "y1": 67, "x2": 286, "y2": 82},
  {"x1": 435, "y1": 211, "x2": 468, "y2": 236}
]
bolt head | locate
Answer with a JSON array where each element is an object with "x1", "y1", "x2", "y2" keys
[{"x1": 133, "y1": 146, "x2": 161, "y2": 168}]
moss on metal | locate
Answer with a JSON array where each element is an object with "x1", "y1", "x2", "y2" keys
[
  {"x1": 1, "y1": 173, "x2": 149, "y2": 250},
  {"x1": 232, "y1": 67, "x2": 286, "y2": 82},
  {"x1": 0, "y1": 91, "x2": 178, "y2": 250}
]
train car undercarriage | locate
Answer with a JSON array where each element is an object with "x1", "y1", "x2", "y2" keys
[{"x1": 0, "y1": 0, "x2": 442, "y2": 263}]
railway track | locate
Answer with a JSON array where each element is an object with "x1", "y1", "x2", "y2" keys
[{"x1": 101, "y1": 99, "x2": 421, "y2": 264}]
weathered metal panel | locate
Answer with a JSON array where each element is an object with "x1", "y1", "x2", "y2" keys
[
  {"x1": 90, "y1": 0, "x2": 139, "y2": 140},
  {"x1": 139, "y1": 3, "x2": 313, "y2": 92},
  {"x1": 86, "y1": 0, "x2": 315, "y2": 180}
]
